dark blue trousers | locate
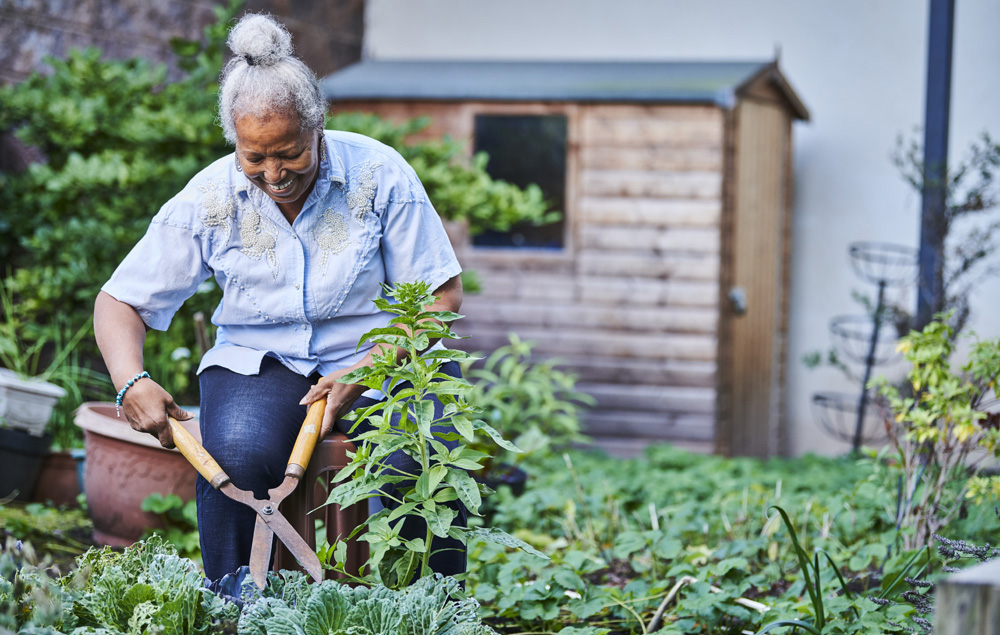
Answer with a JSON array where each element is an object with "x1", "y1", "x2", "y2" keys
[{"x1": 196, "y1": 355, "x2": 467, "y2": 582}]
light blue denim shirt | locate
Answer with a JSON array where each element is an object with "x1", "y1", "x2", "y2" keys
[{"x1": 103, "y1": 130, "x2": 462, "y2": 381}]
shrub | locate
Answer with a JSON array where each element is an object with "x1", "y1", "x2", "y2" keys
[
  {"x1": 874, "y1": 314, "x2": 1000, "y2": 550},
  {"x1": 465, "y1": 334, "x2": 594, "y2": 478}
]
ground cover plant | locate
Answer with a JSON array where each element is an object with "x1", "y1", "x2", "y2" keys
[
  {"x1": 467, "y1": 444, "x2": 999, "y2": 634},
  {"x1": 4, "y1": 445, "x2": 997, "y2": 634},
  {"x1": 4, "y1": 310, "x2": 998, "y2": 633}
]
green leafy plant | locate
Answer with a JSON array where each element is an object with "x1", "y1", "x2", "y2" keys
[
  {"x1": 0, "y1": 502, "x2": 93, "y2": 577},
  {"x1": 0, "y1": 279, "x2": 87, "y2": 384},
  {"x1": 10, "y1": 441, "x2": 1000, "y2": 633},
  {"x1": 62, "y1": 536, "x2": 238, "y2": 634},
  {"x1": 140, "y1": 493, "x2": 201, "y2": 564},
  {"x1": 753, "y1": 506, "x2": 860, "y2": 635},
  {"x1": 321, "y1": 281, "x2": 546, "y2": 588},
  {"x1": 0, "y1": 537, "x2": 64, "y2": 633},
  {"x1": 4, "y1": 533, "x2": 505, "y2": 634},
  {"x1": 0, "y1": 3, "x2": 238, "y2": 406},
  {"x1": 239, "y1": 569, "x2": 497, "y2": 635},
  {"x1": 0, "y1": 279, "x2": 112, "y2": 447},
  {"x1": 873, "y1": 314, "x2": 1000, "y2": 550},
  {"x1": 465, "y1": 334, "x2": 594, "y2": 479}
]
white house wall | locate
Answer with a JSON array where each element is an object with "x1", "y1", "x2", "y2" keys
[{"x1": 363, "y1": 0, "x2": 1000, "y2": 456}]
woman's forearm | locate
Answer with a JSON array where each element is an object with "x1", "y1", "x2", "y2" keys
[{"x1": 94, "y1": 290, "x2": 149, "y2": 390}]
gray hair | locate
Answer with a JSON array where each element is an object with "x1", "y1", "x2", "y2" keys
[{"x1": 218, "y1": 13, "x2": 326, "y2": 145}]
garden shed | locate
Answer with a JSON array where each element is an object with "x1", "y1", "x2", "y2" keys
[{"x1": 321, "y1": 60, "x2": 809, "y2": 457}]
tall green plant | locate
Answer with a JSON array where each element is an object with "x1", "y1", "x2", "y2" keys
[
  {"x1": 873, "y1": 314, "x2": 1000, "y2": 550},
  {"x1": 465, "y1": 334, "x2": 594, "y2": 476},
  {"x1": 321, "y1": 281, "x2": 546, "y2": 588}
]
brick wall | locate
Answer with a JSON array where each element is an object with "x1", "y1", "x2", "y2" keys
[{"x1": 0, "y1": 0, "x2": 364, "y2": 85}]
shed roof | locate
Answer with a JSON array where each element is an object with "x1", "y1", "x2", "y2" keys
[{"x1": 320, "y1": 60, "x2": 809, "y2": 120}]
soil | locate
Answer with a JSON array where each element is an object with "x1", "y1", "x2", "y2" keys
[{"x1": 584, "y1": 557, "x2": 638, "y2": 588}]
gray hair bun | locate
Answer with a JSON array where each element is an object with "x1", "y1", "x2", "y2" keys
[{"x1": 227, "y1": 13, "x2": 292, "y2": 68}]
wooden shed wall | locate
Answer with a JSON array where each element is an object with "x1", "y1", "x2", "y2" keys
[
  {"x1": 715, "y1": 99, "x2": 792, "y2": 458},
  {"x1": 338, "y1": 100, "x2": 725, "y2": 452}
]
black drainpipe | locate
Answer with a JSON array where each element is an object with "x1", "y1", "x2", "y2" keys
[{"x1": 916, "y1": 0, "x2": 955, "y2": 328}]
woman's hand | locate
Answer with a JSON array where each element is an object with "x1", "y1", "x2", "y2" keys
[
  {"x1": 95, "y1": 291, "x2": 193, "y2": 448},
  {"x1": 297, "y1": 275, "x2": 462, "y2": 439},
  {"x1": 299, "y1": 368, "x2": 366, "y2": 438},
  {"x1": 122, "y1": 378, "x2": 194, "y2": 448}
]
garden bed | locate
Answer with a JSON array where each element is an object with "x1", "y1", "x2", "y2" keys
[{"x1": 4, "y1": 444, "x2": 997, "y2": 634}]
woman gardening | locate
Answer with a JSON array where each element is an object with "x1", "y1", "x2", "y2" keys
[{"x1": 94, "y1": 14, "x2": 466, "y2": 583}]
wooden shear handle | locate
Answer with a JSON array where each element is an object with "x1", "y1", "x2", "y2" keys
[
  {"x1": 286, "y1": 398, "x2": 325, "y2": 478},
  {"x1": 168, "y1": 417, "x2": 231, "y2": 489}
]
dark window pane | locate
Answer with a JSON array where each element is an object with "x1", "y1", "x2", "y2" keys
[{"x1": 472, "y1": 114, "x2": 567, "y2": 249}]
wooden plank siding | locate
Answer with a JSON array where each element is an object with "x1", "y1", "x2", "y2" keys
[
  {"x1": 715, "y1": 99, "x2": 791, "y2": 458},
  {"x1": 458, "y1": 104, "x2": 725, "y2": 448},
  {"x1": 332, "y1": 98, "x2": 800, "y2": 454}
]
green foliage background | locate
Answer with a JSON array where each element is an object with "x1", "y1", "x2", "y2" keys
[
  {"x1": 0, "y1": 3, "x2": 555, "y2": 413},
  {"x1": 0, "y1": 4, "x2": 237, "y2": 410}
]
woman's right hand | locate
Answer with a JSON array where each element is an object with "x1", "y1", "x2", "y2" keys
[
  {"x1": 120, "y1": 377, "x2": 194, "y2": 448},
  {"x1": 95, "y1": 292, "x2": 194, "y2": 449}
]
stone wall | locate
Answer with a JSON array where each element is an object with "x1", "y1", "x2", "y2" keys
[{"x1": 0, "y1": 0, "x2": 364, "y2": 85}]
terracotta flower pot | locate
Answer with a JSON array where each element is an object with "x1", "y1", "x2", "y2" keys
[
  {"x1": 74, "y1": 402, "x2": 200, "y2": 547},
  {"x1": 32, "y1": 449, "x2": 82, "y2": 507}
]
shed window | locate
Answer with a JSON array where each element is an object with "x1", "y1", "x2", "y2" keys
[{"x1": 472, "y1": 114, "x2": 567, "y2": 249}]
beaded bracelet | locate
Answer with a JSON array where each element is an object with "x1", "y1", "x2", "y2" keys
[{"x1": 115, "y1": 371, "x2": 151, "y2": 417}]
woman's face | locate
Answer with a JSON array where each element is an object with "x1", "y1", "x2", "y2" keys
[{"x1": 234, "y1": 110, "x2": 320, "y2": 211}]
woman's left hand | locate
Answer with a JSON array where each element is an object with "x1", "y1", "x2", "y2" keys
[{"x1": 299, "y1": 369, "x2": 366, "y2": 438}]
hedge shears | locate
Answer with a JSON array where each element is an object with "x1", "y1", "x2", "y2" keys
[{"x1": 168, "y1": 399, "x2": 327, "y2": 589}]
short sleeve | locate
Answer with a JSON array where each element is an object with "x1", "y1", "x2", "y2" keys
[
  {"x1": 379, "y1": 181, "x2": 462, "y2": 292},
  {"x1": 102, "y1": 210, "x2": 212, "y2": 331}
]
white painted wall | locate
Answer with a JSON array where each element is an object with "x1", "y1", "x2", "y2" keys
[{"x1": 363, "y1": 0, "x2": 1000, "y2": 456}]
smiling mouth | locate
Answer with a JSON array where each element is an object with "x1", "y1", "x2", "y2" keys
[{"x1": 267, "y1": 177, "x2": 295, "y2": 193}]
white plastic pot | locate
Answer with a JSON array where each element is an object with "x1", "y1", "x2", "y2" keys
[{"x1": 0, "y1": 368, "x2": 66, "y2": 436}]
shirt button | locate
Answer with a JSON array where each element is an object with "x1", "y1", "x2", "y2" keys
[
  {"x1": 292, "y1": 234, "x2": 299, "y2": 240},
  {"x1": 294, "y1": 284, "x2": 300, "y2": 290}
]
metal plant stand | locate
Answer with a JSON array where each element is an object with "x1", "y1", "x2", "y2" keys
[{"x1": 813, "y1": 242, "x2": 918, "y2": 451}]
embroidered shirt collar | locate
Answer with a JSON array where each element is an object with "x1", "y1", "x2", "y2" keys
[{"x1": 325, "y1": 135, "x2": 346, "y2": 185}]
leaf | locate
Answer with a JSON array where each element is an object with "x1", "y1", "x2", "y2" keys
[
  {"x1": 355, "y1": 597, "x2": 403, "y2": 635},
  {"x1": 410, "y1": 399, "x2": 435, "y2": 439},
  {"x1": 553, "y1": 568, "x2": 585, "y2": 591},
  {"x1": 333, "y1": 541, "x2": 347, "y2": 567},
  {"x1": 422, "y1": 504, "x2": 458, "y2": 538},
  {"x1": 445, "y1": 470, "x2": 483, "y2": 514},
  {"x1": 387, "y1": 501, "x2": 421, "y2": 523},
  {"x1": 468, "y1": 527, "x2": 550, "y2": 559},
  {"x1": 303, "y1": 582, "x2": 348, "y2": 635},
  {"x1": 324, "y1": 473, "x2": 400, "y2": 508},
  {"x1": 427, "y1": 464, "x2": 448, "y2": 493},
  {"x1": 423, "y1": 310, "x2": 464, "y2": 321},
  {"x1": 474, "y1": 420, "x2": 521, "y2": 453},
  {"x1": 415, "y1": 470, "x2": 431, "y2": 500},
  {"x1": 612, "y1": 531, "x2": 647, "y2": 559},
  {"x1": 452, "y1": 415, "x2": 475, "y2": 442}
]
